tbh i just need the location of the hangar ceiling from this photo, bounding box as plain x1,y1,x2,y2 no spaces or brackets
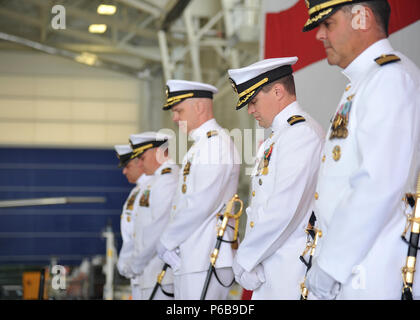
0,0,262,85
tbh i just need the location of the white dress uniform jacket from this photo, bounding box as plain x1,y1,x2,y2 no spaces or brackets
117,174,152,285
313,39,420,299
160,119,240,276
131,160,179,291
235,102,325,299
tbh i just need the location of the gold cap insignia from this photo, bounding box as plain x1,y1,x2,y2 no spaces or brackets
229,78,238,94
165,85,169,99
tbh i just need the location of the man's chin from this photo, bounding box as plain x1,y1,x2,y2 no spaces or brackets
257,119,267,128
326,53,339,66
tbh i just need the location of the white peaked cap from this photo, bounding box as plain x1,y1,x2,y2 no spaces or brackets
228,57,298,110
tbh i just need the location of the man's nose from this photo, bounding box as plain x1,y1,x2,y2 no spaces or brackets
316,24,326,42
172,113,178,122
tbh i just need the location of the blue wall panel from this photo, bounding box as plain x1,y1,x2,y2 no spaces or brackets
0,146,132,266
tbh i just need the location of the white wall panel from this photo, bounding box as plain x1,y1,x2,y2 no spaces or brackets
0,51,144,147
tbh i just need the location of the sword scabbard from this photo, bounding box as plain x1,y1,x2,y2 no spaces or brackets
401,172,420,299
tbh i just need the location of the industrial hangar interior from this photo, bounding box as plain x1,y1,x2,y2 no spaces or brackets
0,0,419,301
0,0,260,300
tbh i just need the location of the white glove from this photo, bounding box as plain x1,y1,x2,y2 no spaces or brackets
306,260,341,300
162,250,181,271
233,260,265,291
232,259,245,279
156,241,181,271
117,261,135,279
129,258,145,277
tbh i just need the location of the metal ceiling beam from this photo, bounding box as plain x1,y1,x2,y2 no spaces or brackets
0,31,150,79
26,0,159,41
52,28,162,62
157,30,173,82
114,0,163,18
0,7,42,28
183,7,201,82
161,0,192,31
0,6,162,62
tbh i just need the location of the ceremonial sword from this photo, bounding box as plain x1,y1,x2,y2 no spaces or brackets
401,172,420,300
200,194,243,300
149,263,174,300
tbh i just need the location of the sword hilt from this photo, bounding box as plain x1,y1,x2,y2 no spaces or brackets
215,194,244,250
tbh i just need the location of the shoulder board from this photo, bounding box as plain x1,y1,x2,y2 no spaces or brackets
287,115,306,126
207,130,218,139
375,54,401,66
161,168,172,175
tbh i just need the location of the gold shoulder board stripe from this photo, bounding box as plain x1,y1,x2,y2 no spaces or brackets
287,115,306,126
375,54,401,66
161,168,172,175
207,130,218,138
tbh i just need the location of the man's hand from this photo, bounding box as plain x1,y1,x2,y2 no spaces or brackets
117,261,135,279
157,241,181,271
306,260,341,299
233,260,265,291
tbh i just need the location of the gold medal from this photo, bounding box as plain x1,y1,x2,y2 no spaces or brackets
262,167,268,175
332,145,341,161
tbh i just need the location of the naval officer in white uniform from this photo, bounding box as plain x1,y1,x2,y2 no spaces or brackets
114,144,152,299
302,0,420,299
127,132,178,300
157,80,240,300
228,58,325,299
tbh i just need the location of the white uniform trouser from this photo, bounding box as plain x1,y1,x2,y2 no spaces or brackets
131,283,174,300
174,267,233,300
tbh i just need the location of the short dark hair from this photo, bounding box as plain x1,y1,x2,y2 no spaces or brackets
342,1,391,37
261,74,296,96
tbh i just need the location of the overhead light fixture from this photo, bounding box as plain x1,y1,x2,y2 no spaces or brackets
75,52,98,66
89,24,107,34
97,4,117,15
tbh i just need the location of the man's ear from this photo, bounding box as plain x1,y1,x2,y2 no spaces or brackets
195,99,206,115
156,147,167,165
272,83,285,101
